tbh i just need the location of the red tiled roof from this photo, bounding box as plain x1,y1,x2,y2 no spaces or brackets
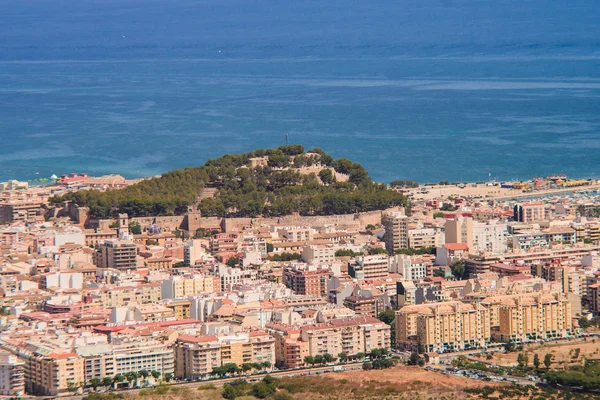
444,243,469,251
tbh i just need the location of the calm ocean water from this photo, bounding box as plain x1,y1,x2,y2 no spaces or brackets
1,0,599,183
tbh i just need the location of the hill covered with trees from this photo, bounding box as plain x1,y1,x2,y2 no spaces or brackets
50,145,408,219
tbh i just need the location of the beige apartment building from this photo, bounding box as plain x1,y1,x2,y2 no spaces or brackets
0,342,84,396
396,301,490,353
267,316,390,369
301,244,336,264
95,240,137,270
481,293,573,342
94,284,162,308
161,275,219,299
396,293,574,353
349,255,389,280
77,339,175,381
174,332,275,379
383,212,409,252
0,200,42,223
0,352,25,396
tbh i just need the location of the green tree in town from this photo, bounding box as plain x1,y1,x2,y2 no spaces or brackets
314,354,325,365
504,341,516,353
433,268,446,278
533,353,541,369
324,353,334,363
222,384,240,400
89,378,102,392
408,352,420,366
102,376,113,390
129,220,142,234
242,363,254,373
377,310,395,325
544,353,554,369
367,247,388,255
451,260,466,280
125,371,139,388
579,316,591,329
338,352,348,363
112,374,125,389
517,352,529,368
226,256,240,267
67,381,79,394
138,369,149,383
252,362,263,371
150,370,161,382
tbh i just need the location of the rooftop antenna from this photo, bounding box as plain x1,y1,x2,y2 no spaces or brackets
285,133,289,145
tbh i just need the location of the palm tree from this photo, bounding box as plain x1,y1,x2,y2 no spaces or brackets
150,370,161,382
139,370,149,385
89,378,102,392
125,371,139,388
252,362,263,371
102,376,113,390
67,381,79,394
113,374,125,389
242,363,253,373
261,361,271,371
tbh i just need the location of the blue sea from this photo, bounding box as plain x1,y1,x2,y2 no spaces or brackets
1,0,599,183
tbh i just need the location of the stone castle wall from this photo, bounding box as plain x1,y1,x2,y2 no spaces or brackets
95,207,402,233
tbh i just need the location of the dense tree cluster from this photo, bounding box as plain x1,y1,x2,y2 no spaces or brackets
389,180,419,188
394,247,435,256
334,249,364,257
545,359,600,391
50,145,408,219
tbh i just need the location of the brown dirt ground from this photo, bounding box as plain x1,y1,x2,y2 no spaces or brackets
483,339,600,368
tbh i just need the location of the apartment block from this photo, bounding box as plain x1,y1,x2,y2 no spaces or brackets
0,352,24,396
0,200,42,223
389,254,428,281
77,339,175,380
174,332,275,379
396,301,490,353
482,293,572,342
0,345,84,396
95,240,137,270
348,255,389,280
301,244,336,264
407,227,444,250
283,264,331,296
161,274,219,299
514,203,549,223
383,212,409,252
95,284,162,308
267,316,391,369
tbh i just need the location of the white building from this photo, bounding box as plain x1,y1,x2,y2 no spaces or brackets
302,244,336,264
0,352,25,396
389,254,428,281
471,220,509,254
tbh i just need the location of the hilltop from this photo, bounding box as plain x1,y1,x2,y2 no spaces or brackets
50,145,408,219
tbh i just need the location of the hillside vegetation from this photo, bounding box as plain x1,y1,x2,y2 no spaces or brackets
50,145,408,219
